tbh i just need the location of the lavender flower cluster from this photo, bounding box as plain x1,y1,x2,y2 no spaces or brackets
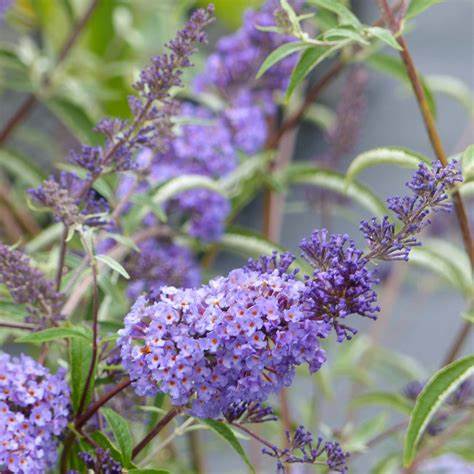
263,426,350,473
119,157,461,418
0,353,70,473
118,265,327,418
0,243,63,327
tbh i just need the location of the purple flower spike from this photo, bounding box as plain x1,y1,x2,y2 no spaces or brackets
263,425,350,473
361,160,462,261
0,243,63,327
300,230,379,342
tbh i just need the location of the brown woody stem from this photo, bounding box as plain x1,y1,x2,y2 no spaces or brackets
376,0,474,365
132,407,183,459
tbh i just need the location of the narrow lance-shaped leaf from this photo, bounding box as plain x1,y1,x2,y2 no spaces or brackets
403,355,474,466
256,41,309,79
286,43,346,100
351,391,413,415
69,336,95,412
283,163,387,217
16,326,90,344
102,408,134,466
307,0,361,28
406,0,445,20
128,470,170,474
426,75,474,119
96,254,130,280
461,144,474,182
409,239,473,297
45,98,102,146
346,147,431,183
202,419,255,473
366,26,402,51
0,150,43,187
220,227,313,276
140,174,226,221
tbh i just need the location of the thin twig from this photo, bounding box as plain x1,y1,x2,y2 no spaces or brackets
141,417,195,466
266,61,345,151
132,407,183,460
187,430,205,474
231,422,277,451
441,318,473,367
75,378,132,429
0,0,100,145
375,0,474,365
55,225,69,291
76,254,99,417
0,320,35,331
62,225,169,316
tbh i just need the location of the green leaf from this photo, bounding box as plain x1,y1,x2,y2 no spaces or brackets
257,41,309,79
366,54,437,117
202,419,255,473
0,301,28,319
286,44,343,100
426,75,474,118
283,163,387,217
322,26,368,44
371,452,401,474
345,413,388,451
403,354,474,467
346,147,430,183
0,149,43,187
96,254,130,280
303,103,336,131
462,308,474,324
103,233,140,252
406,0,444,20
220,228,312,276
90,431,123,463
70,336,95,412
26,223,63,253
102,408,134,466
220,229,282,259
409,239,472,296
16,326,90,344
366,26,402,50
351,392,413,415
375,348,427,381
145,175,225,220
128,470,169,474
31,0,70,55
461,144,474,181
45,98,102,145
307,0,361,28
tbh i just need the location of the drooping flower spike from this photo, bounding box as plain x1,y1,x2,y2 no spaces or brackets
0,243,63,327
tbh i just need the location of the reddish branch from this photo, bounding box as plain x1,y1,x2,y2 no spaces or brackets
376,0,474,365
132,407,183,459
0,0,100,145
